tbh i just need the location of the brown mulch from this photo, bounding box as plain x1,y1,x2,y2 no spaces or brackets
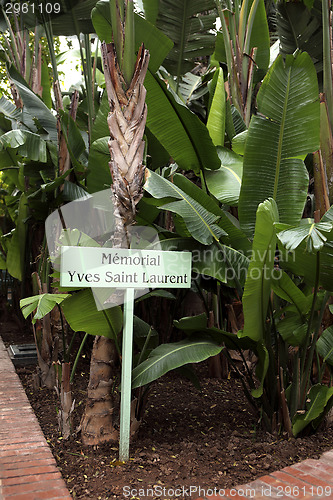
2,304,333,500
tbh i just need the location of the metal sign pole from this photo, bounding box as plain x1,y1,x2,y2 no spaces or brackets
119,287,135,462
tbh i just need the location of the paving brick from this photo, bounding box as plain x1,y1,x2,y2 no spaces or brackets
1,459,55,471
2,479,70,496
0,445,50,458
0,442,49,454
0,465,58,479
255,475,286,488
1,472,62,487
0,453,52,465
0,435,50,446
281,465,333,487
271,470,306,487
2,490,72,500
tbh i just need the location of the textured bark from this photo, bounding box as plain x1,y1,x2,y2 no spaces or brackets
80,43,150,446
80,336,119,445
102,41,149,246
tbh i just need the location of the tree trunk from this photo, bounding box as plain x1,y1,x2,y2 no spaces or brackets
80,42,149,446
80,336,119,444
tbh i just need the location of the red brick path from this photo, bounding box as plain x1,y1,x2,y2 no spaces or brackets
0,337,71,499
2,336,333,500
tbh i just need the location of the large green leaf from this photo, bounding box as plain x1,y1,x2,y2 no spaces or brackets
0,130,47,162
206,67,225,147
279,239,333,293
92,0,173,73
153,0,216,82
47,0,97,35
174,318,255,351
276,218,333,292
60,112,86,163
131,337,222,388
316,325,333,367
87,137,111,193
277,314,308,347
271,269,310,315
8,66,58,142
238,52,320,238
20,293,69,324
206,147,243,206
240,198,279,342
276,221,332,253
192,243,248,288
61,289,122,340
0,96,22,129
245,0,270,82
154,237,248,287
144,169,226,245
174,313,207,331
292,384,333,436
142,0,159,25
277,0,322,75
144,71,220,172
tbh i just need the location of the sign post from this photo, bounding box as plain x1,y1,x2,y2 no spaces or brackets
60,246,191,461
120,288,134,461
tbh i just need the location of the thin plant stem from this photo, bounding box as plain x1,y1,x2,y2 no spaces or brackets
66,331,77,359
57,303,68,362
70,333,88,384
102,309,121,357
137,327,153,366
302,289,331,401
300,251,321,378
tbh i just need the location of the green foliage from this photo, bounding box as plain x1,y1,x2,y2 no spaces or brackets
146,0,217,89
20,293,69,323
3,0,333,442
205,147,243,206
239,52,320,238
61,289,123,340
276,221,332,253
277,0,322,75
92,0,173,73
144,71,220,173
292,385,333,436
240,198,279,342
132,337,222,389
144,169,227,245
206,67,225,147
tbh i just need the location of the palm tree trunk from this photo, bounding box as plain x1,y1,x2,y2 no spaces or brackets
80,42,149,446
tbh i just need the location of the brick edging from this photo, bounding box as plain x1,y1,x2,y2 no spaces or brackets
0,336,72,499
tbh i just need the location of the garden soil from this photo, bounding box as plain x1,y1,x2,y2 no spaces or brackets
2,306,333,500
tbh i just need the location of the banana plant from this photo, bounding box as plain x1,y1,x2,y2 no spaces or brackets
142,0,217,93
221,198,333,436
276,0,333,208
238,51,320,238
214,0,270,126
